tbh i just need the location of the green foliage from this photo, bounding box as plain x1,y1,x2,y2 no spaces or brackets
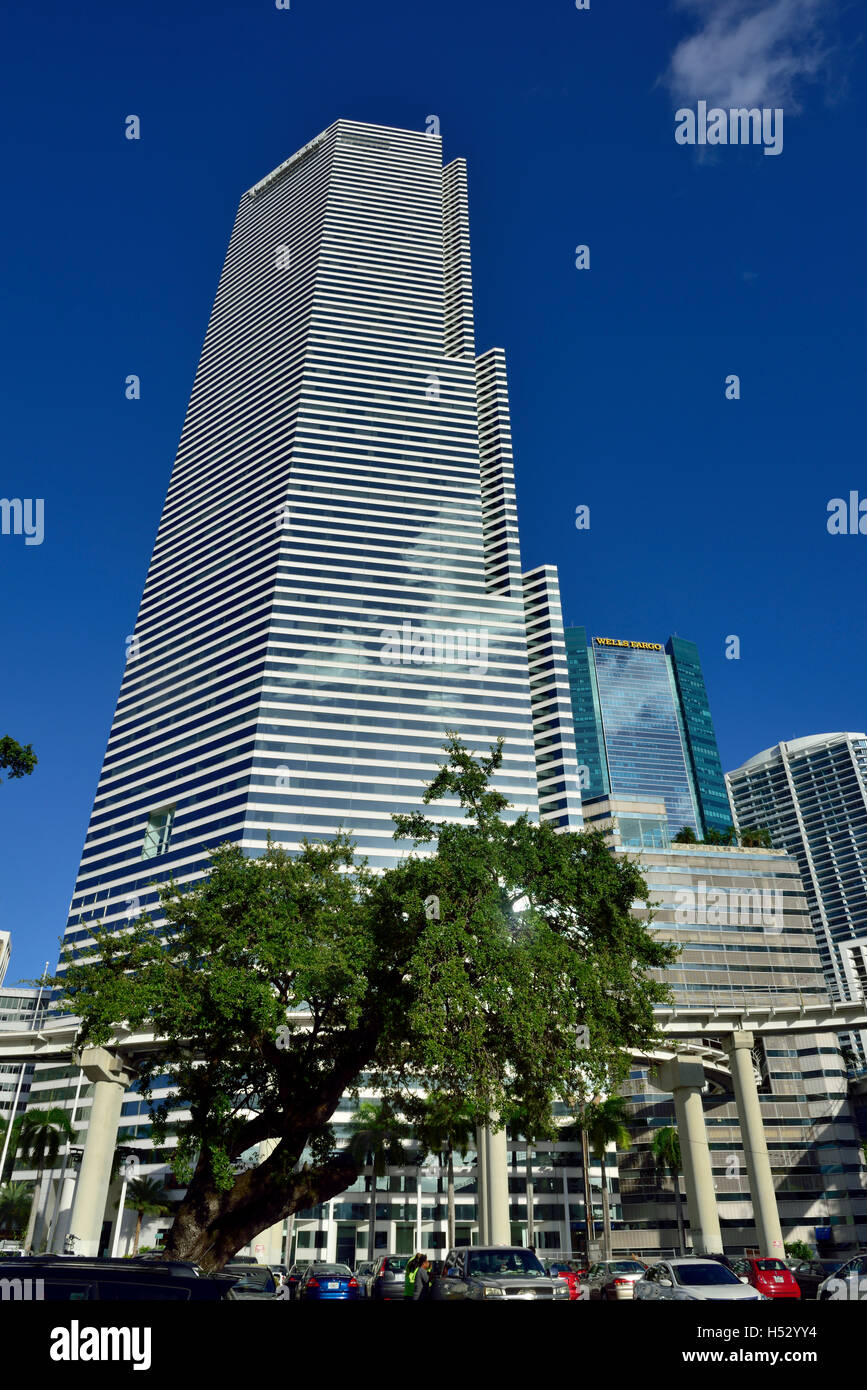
703,826,737,846
651,1125,682,1174
586,1096,632,1160
46,735,676,1267
673,826,698,844
784,1239,814,1262
0,736,37,783
18,1109,74,1169
0,1182,33,1237
739,826,772,849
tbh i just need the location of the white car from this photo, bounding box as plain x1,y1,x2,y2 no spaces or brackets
817,1253,867,1300
635,1258,766,1302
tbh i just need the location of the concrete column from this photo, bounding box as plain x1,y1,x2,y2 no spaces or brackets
50,1165,79,1253
68,1048,132,1257
253,1138,284,1264
726,1031,785,1257
656,1057,723,1256
475,1125,489,1243
485,1121,510,1244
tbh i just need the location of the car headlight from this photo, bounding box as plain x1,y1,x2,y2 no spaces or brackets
554,1284,570,1298
483,1286,505,1298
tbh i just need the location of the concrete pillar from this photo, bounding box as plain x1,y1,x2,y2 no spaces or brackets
68,1048,132,1257
475,1125,489,1242
50,1165,79,1253
486,1122,510,1244
656,1057,723,1256
726,1031,785,1257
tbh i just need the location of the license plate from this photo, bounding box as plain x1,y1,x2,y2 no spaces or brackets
328,1281,339,1289
773,1276,783,1283
518,1291,535,1300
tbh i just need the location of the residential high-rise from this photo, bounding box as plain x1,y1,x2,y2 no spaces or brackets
565,628,731,838
727,733,867,1063
22,122,583,1248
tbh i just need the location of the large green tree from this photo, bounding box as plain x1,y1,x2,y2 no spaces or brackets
47,735,676,1271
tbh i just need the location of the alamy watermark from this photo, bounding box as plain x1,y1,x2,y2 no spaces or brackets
675,103,783,157
379,622,487,675
674,882,783,933
1,498,44,546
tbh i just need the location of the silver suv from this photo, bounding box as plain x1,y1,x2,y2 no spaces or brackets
433,1246,570,1301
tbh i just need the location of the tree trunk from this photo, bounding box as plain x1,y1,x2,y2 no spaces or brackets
525,1142,534,1249
447,1149,455,1251
580,1126,593,1264
673,1167,686,1255
161,1141,357,1271
23,1165,45,1252
600,1152,612,1261
367,1166,376,1262
133,1209,143,1255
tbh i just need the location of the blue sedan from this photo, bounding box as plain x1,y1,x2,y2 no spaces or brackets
298,1263,361,1301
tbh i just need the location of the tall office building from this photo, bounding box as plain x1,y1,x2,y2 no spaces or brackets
22,122,582,1242
565,628,731,838
727,734,867,1062
57,119,580,970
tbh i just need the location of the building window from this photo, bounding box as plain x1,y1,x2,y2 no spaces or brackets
141,807,175,860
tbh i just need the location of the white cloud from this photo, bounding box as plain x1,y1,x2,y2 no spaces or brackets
663,0,830,110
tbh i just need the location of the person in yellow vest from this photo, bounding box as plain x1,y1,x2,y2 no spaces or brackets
404,1252,424,1298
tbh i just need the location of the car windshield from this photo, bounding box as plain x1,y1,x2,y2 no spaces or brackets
605,1261,645,1275
311,1266,351,1278
755,1260,786,1272
466,1251,546,1278
383,1258,408,1272
673,1264,741,1286
233,1270,275,1290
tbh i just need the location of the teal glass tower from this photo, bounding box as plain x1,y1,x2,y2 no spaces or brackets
565,628,732,839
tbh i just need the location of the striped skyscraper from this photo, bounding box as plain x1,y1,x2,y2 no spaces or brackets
57,118,582,978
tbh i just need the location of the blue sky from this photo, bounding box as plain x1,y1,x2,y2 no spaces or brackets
1,0,865,981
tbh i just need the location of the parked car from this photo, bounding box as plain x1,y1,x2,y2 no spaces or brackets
732,1257,800,1300
703,1252,737,1272
584,1258,647,1300
284,1263,306,1299
545,1261,585,1301
786,1257,843,1299
432,1246,571,1300
353,1260,375,1295
268,1263,288,1287
297,1262,360,1301
0,1257,232,1301
224,1266,280,1300
367,1253,411,1301
817,1252,867,1300
635,1258,765,1302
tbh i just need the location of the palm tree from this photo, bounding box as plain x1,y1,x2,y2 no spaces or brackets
414,1101,476,1251
18,1108,74,1252
0,1182,33,1239
119,1177,172,1255
348,1102,409,1261
586,1097,632,1261
651,1125,686,1256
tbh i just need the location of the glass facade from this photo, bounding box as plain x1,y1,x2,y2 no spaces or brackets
565,629,732,840
564,627,608,798
592,639,700,837
666,636,732,837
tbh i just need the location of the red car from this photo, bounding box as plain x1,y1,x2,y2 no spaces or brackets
546,1261,584,1300
734,1257,801,1299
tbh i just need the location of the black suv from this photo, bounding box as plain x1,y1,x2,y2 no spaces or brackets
0,1256,233,1301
